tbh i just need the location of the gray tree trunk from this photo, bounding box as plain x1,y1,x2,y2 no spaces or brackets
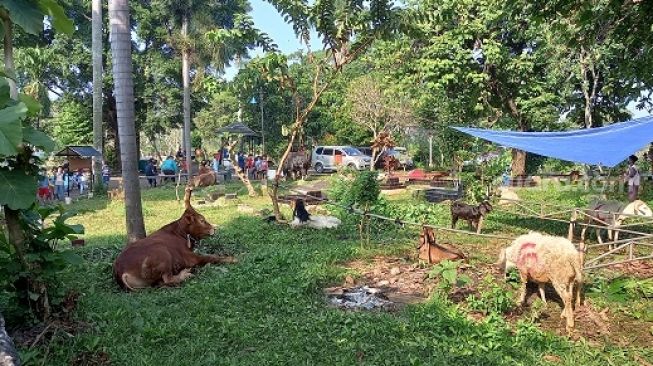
3,18,17,99
109,0,146,242
92,0,104,189
182,13,193,175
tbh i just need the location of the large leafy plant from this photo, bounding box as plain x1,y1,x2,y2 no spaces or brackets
0,0,81,323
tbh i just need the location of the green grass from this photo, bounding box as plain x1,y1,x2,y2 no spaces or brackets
17,181,653,365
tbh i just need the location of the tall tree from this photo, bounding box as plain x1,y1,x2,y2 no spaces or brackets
256,0,403,219
109,0,147,242
92,0,103,189
345,74,414,169
370,0,563,175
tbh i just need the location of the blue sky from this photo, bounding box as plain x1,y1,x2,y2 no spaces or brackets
223,0,322,79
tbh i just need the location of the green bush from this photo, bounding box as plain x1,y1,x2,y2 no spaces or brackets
466,275,515,315
329,170,380,208
0,205,84,324
428,260,471,292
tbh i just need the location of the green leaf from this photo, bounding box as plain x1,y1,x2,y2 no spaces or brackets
0,78,11,108
59,250,83,266
28,291,41,301
0,0,44,35
37,0,74,35
0,102,27,156
18,93,42,115
0,168,37,209
23,126,55,152
66,224,84,235
442,268,457,284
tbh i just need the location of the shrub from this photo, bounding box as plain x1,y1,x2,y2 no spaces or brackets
428,260,471,292
466,275,515,315
0,205,84,324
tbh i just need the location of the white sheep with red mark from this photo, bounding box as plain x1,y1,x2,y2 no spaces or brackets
497,232,583,330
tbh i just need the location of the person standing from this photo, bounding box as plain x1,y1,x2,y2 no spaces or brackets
260,155,269,180
80,169,89,195
145,159,158,187
625,155,641,202
37,169,51,203
55,167,65,200
102,163,111,187
237,152,246,173
648,143,653,175
212,153,221,172
246,154,254,179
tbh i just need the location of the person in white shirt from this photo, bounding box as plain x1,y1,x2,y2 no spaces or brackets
625,155,641,202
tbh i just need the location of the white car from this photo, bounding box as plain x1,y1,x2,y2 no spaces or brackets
311,146,371,172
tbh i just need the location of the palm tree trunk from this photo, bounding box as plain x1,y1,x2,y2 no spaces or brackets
109,0,146,242
92,0,104,190
182,13,193,176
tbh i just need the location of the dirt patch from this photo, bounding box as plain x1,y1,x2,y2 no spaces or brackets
11,291,88,349
341,256,437,306
336,254,653,348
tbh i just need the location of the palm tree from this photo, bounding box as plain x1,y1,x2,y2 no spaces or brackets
108,0,146,242
92,0,103,190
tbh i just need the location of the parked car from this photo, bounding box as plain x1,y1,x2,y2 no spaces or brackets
312,146,371,172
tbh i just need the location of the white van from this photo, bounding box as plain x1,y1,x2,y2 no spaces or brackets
311,146,371,173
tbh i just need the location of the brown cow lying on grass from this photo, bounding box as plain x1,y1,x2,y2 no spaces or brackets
113,186,236,291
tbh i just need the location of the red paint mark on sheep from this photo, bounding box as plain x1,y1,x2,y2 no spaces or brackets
517,242,540,275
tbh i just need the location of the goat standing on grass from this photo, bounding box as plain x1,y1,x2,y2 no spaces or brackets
451,200,492,234
497,232,582,331
581,199,653,249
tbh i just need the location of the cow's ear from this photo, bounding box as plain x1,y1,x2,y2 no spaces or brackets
184,213,194,224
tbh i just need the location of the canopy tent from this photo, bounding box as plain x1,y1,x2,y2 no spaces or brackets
453,116,653,167
55,145,102,158
216,122,261,154
216,122,260,137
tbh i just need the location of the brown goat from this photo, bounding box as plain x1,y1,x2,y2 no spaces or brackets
417,227,465,264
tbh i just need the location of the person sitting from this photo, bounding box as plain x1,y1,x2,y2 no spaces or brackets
161,156,178,182
145,159,158,187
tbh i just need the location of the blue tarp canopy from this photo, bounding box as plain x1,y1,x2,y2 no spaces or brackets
453,116,653,167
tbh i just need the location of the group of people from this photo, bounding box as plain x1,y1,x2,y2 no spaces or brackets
38,165,91,202
212,151,270,180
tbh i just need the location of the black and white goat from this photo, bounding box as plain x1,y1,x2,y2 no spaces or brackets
290,199,341,229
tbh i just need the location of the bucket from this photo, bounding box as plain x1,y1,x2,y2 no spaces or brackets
267,169,276,180
64,196,72,205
